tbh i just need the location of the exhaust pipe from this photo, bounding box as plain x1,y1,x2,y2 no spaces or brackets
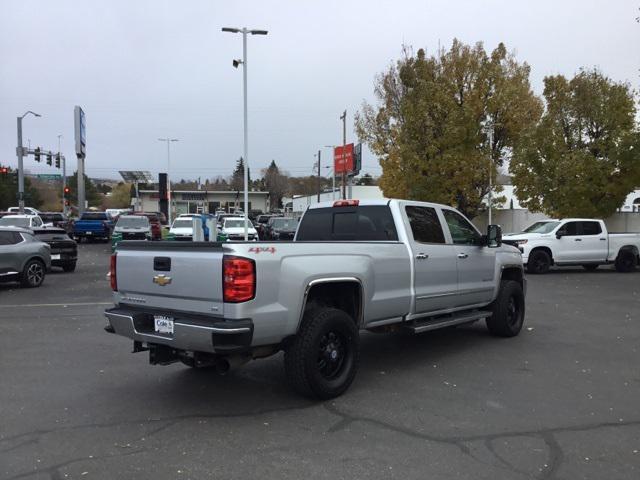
215,355,250,375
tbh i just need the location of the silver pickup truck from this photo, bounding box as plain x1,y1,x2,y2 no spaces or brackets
105,199,526,399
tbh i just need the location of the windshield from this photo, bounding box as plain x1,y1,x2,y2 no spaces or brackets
0,217,29,227
116,216,149,228
172,219,193,229
271,218,296,229
522,221,560,234
225,219,254,229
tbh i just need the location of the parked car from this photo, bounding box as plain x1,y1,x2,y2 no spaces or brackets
255,214,278,238
72,211,113,242
38,212,74,233
168,217,195,241
503,218,640,273
0,214,44,229
111,215,152,251
264,217,298,240
105,199,525,399
30,227,78,272
220,217,259,241
0,226,50,287
7,206,40,215
132,212,162,240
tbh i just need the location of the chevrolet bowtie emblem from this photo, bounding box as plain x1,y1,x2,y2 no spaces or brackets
153,274,172,286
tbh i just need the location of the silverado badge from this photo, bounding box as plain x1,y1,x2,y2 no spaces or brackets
153,274,172,286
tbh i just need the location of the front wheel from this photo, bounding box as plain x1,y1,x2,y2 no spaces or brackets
20,259,46,288
486,280,525,337
284,307,359,400
526,250,551,274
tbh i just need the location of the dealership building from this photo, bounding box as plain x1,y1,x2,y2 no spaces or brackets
136,189,270,215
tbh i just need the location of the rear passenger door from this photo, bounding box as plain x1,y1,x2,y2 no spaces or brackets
441,209,496,307
578,221,608,262
403,205,458,314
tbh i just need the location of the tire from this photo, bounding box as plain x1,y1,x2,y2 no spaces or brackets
20,259,46,288
582,264,598,271
615,250,638,273
284,307,359,400
486,280,525,337
62,261,76,272
526,249,551,274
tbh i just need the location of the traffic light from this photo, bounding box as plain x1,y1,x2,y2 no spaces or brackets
0,166,8,175
64,186,71,195
65,199,70,207
55,153,61,168
34,147,41,162
46,152,52,166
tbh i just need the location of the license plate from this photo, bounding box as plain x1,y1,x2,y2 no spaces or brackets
86,231,92,235
51,254,61,260
154,315,174,334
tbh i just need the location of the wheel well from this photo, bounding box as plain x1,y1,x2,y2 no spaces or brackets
22,256,45,271
304,281,362,327
501,267,524,288
617,245,640,259
529,246,554,265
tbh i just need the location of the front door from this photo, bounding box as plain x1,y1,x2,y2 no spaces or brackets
441,209,496,307
403,204,458,314
554,221,581,262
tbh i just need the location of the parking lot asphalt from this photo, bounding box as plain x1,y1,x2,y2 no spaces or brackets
1,243,639,480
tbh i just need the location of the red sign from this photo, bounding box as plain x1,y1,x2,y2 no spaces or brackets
334,144,354,174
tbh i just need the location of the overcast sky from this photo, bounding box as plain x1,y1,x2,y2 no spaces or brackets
1,0,638,182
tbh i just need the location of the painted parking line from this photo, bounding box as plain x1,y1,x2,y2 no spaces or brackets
2,302,112,308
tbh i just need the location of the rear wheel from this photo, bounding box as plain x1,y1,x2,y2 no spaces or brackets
615,250,638,273
285,307,359,400
582,264,598,271
527,250,551,274
20,259,46,288
486,280,525,337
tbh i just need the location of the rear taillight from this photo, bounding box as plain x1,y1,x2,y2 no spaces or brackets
333,199,359,207
110,253,117,291
223,255,255,303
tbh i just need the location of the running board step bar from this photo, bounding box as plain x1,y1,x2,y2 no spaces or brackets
406,310,492,334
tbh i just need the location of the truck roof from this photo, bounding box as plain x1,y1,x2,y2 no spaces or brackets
307,198,459,210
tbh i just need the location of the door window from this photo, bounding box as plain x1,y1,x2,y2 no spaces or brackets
442,210,481,245
580,222,602,235
0,231,21,245
557,222,578,236
405,206,445,244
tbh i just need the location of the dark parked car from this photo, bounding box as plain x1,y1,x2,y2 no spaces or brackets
0,227,51,287
265,217,298,240
72,211,113,242
255,214,278,238
31,227,78,272
39,212,74,233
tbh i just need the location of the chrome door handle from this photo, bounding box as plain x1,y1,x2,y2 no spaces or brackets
457,253,468,259
575,239,582,242
599,238,606,241
416,253,429,260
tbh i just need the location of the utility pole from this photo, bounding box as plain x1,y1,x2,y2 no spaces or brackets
58,134,65,214
488,123,493,225
340,110,346,200
222,26,268,241
16,111,41,213
316,149,321,202
158,138,178,224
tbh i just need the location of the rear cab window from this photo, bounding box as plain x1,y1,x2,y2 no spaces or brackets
296,205,398,241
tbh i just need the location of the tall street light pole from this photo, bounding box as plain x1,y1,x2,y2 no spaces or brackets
158,138,179,224
222,26,268,241
58,134,65,214
340,110,347,200
16,111,41,213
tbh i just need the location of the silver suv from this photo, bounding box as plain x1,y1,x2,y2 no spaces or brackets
0,227,51,288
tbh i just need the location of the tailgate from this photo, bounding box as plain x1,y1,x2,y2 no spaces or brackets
115,241,225,315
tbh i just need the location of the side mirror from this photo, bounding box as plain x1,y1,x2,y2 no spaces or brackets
556,231,564,239
487,224,502,248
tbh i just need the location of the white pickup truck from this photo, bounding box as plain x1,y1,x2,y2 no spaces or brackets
503,219,640,274
105,199,526,399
